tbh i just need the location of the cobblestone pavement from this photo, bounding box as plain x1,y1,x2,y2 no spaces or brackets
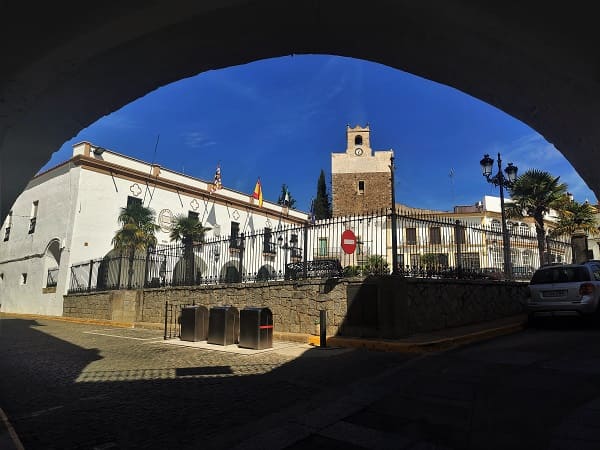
0,317,410,449
4,316,600,449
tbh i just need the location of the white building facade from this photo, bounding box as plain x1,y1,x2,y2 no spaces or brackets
0,142,308,315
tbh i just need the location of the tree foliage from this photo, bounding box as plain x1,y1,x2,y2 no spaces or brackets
277,184,296,209
506,169,568,263
112,201,159,287
170,215,211,285
549,197,599,238
313,169,331,220
112,202,159,254
169,215,211,246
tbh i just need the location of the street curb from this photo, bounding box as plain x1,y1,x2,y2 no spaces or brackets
317,321,527,353
0,407,25,450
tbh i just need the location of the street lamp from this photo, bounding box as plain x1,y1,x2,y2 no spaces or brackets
390,156,399,275
277,232,290,278
480,153,518,279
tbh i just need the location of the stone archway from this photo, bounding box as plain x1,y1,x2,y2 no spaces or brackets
2,1,600,222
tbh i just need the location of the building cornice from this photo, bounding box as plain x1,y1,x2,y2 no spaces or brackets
72,155,308,225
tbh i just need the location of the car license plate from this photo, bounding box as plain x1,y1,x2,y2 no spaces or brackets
542,290,567,298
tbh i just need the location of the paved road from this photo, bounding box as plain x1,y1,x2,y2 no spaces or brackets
2,316,600,449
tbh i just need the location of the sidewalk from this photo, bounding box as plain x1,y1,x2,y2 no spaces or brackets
0,312,527,450
310,313,528,353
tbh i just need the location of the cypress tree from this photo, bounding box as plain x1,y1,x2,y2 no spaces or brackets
314,169,331,219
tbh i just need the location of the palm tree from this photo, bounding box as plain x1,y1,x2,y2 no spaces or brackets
112,201,159,287
549,197,599,238
505,169,568,265
170,215,211,285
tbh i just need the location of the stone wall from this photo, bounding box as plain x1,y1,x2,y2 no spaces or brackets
63,277,527,338
332,172,391,216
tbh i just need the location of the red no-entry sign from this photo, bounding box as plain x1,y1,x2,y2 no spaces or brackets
341,229,357,254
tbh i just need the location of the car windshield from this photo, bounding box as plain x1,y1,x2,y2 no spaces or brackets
530,266,590,284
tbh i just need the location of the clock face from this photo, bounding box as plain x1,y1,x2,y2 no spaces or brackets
355,148,363,156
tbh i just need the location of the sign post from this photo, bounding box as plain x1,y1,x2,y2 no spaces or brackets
341,229,357,254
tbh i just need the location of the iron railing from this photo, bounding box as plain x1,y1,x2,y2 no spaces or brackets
163,301,195,339
46,267,59,288
68,209,573,293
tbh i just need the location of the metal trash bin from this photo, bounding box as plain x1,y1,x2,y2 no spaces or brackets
239,307,273,350
207,305,239,345
180,305,209,342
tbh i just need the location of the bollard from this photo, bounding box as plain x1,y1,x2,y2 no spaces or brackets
319,309,327,348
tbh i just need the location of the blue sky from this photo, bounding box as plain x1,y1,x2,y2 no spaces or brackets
40,54,598,213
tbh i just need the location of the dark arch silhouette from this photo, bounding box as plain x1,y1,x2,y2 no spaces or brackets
2,1,599,222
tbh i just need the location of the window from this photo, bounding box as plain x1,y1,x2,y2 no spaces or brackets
490,247,503,268
490,219,501,232
263,228,275,253
290,233,300,258
459,228,467,245
429,227,441,244
455,224,466,245
461,252,480,269
410,254,421,267
406,228,417,245
358,180,365,194
519,223,530,234
20,273,27,285
46,268,58,288
230,221,240,249
354,135,363,145
522,250,533,267
3,211,12,241
188,211,199,221
29,201,38,234
127,196,142,208
591,264,600,281
318,238,328,256
397,254,405,268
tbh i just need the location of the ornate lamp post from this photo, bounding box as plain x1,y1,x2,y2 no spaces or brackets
390,156,399,275
480,153,518,279
277,232,290,278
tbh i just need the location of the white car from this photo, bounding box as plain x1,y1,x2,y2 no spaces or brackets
527,261,600,321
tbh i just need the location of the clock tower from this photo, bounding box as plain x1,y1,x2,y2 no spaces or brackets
331,125,394,216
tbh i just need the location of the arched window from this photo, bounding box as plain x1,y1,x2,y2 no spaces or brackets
354,135,363,145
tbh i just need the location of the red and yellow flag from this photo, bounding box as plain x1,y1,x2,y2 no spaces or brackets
252,178,263,207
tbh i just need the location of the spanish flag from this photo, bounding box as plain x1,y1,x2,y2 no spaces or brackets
252,178,263,207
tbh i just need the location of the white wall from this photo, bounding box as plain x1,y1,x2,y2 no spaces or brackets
0,163,80,315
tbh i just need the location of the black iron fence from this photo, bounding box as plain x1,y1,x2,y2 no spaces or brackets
68,209,573,293
163,301,196,340
46,267,58,288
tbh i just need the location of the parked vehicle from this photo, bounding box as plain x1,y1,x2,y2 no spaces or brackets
512,265,534,280
527,261,600,322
